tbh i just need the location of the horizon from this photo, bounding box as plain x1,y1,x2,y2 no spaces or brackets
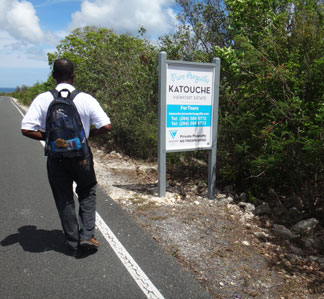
0,87,21,92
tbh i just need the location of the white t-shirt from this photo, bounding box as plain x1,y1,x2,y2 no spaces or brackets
21,83,111,138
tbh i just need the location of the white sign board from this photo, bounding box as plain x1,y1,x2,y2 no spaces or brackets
166,63,215,151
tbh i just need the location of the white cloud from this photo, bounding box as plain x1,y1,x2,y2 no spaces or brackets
0,0,44,44
0,40,51,86
0,0,178,86
69,0,177,37
0,0,62,79
36,0,82,8
0,31,48,68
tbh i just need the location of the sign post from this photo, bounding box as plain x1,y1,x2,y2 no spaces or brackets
158,52,220,199
158,52,167,197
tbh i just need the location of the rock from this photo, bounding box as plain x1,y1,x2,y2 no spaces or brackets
288,207,301,222
238,202,255,213
273,205,286,217
286,253,300,263
224,185,234,194
291,218,319,236
303,237,324,251
318,257,324,267
290,244,304,255
239,192,248,202
302,238,320,254
273,224,297,240
216,193,227,199
191,157,208,167
313,237,324,251
307,256,319,262
255,202,272,216
227,196,234,203
254,231,270,241
168,197,176,204
216,196,234,205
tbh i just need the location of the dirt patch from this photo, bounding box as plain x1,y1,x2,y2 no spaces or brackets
91,142,324,299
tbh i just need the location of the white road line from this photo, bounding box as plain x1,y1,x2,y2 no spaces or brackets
13,98,165,299
11,98,25,117
96,212,164,299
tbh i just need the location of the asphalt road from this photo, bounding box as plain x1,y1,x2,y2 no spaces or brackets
0,96,212,299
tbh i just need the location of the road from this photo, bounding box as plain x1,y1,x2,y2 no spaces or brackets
0,96,212,299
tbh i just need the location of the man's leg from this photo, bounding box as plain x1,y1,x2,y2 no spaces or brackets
47,158,79,250
73,152,98,246
77,184,97,240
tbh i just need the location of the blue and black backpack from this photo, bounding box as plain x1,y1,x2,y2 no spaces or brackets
45,89,89,158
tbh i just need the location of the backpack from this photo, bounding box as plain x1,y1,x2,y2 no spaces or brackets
45,88,89,158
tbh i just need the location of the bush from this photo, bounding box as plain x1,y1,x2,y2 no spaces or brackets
11,80,55,106
48,27,159,160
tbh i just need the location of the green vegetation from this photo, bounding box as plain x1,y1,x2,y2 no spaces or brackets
11,81,55,106
163,0,324,208
48,27,159,159
10,1,324,215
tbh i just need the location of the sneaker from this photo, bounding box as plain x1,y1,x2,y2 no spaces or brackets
79,238,99,249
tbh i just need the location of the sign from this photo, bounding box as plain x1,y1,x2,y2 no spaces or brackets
166,63,215,151
158,52,221,199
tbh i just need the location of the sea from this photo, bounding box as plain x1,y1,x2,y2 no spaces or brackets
0,87,16,93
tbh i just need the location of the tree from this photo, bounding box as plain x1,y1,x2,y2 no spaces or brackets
162,0,324,205
215,0,324,201
159,0,230,62
48,26,160,159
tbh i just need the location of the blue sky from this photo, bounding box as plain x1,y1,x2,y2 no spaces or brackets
0,0,177,87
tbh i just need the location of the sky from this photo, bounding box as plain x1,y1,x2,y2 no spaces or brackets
0,0,178,87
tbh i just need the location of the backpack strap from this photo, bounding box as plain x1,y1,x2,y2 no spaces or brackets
49,89,59,98
49,89,80,101
69,89,81,101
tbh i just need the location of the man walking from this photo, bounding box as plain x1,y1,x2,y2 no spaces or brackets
21,58,112,254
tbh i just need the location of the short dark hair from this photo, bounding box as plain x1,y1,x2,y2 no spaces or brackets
52,58,74,82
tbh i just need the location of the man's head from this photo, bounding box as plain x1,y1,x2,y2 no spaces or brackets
52,58,74,83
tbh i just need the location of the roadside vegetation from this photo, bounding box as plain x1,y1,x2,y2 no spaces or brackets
10,0,324,225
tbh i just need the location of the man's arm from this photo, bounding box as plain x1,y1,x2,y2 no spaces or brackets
22,124,112,140
21,129,45,141
89,124,112,138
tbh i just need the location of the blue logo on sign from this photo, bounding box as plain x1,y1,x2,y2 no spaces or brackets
169,130,178,139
